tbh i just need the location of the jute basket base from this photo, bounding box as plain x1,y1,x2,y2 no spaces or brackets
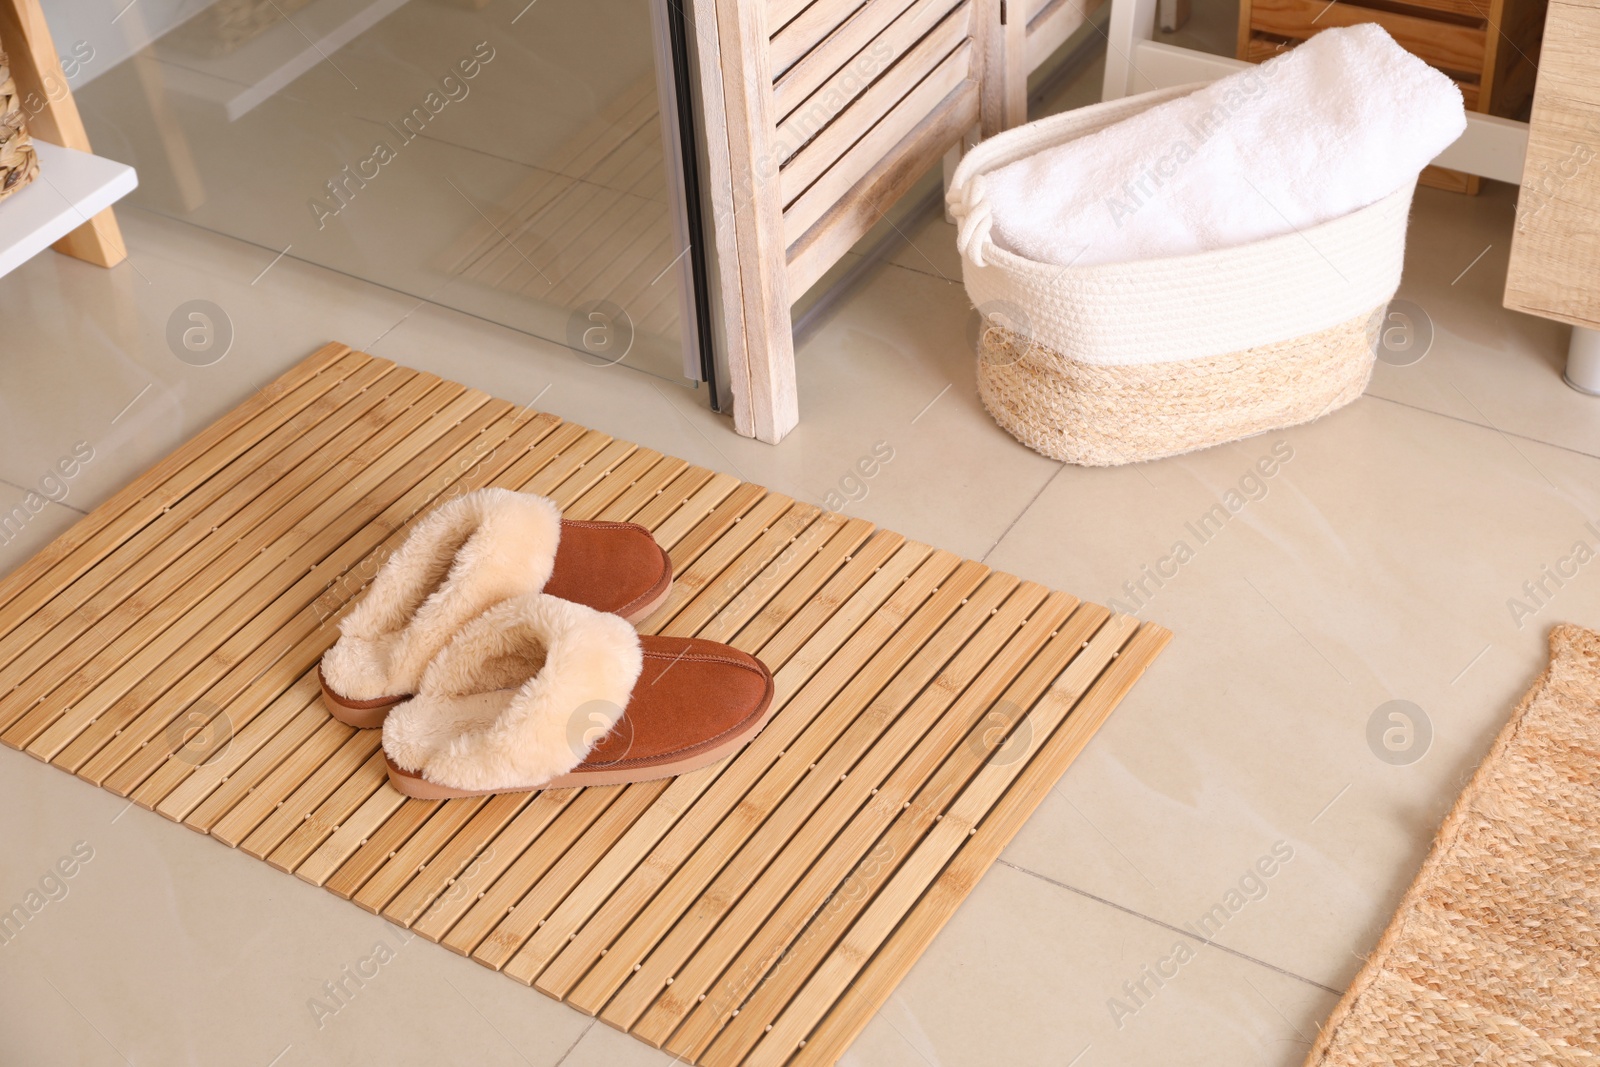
977,305,1385,466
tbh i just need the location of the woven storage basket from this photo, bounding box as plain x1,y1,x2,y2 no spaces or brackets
0,46,40,205
947,85,1415,466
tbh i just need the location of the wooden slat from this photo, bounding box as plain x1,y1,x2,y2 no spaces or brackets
1504,0,1600,330
652,481,772,585
562,448,669,520
292,782,407,885
1,344,1170,1067
783,42,973,238
1247,0,1486,74
241,733,383,859
324,799,443,902
779,4,972,201
0,344,352,640
773,0,958,128
268,751,390,876
0,354,389,738
648,473,746,551
437,787,622,954
695,595,1101,1062
786,81,980,296
560,544,956,1014
720,516,876,650
380,792,538,925
655,501,825,640
210,718,357,847
740,613,1147,1064
622,465,716,532
650,576,1059,1054
471,780,676,971
1,361,420,750
124,409,565,805
768,0,816,35
62,385,495,780
351,794,497,914
697,510,857,643
787,622,1173,1065
639,492,802,636
770,0,875,78
566,560,1004,1019
1026,0,1101,72
167,685,325,829
410,788,583,941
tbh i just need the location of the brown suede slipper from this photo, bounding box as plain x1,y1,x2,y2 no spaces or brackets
382,620,775,800
545,520,675,625
321,498,673,729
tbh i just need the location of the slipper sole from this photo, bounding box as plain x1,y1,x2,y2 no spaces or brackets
318,665,405,729
383,669,777,800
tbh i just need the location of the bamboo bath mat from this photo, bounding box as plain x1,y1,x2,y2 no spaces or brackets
1308,624,1600,1066
0,343,1169,1065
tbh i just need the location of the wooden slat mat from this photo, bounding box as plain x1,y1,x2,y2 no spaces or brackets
0,343,1170,1064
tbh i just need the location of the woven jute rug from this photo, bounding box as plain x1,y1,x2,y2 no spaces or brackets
1307,624,1600,1066
0,343,1169,1064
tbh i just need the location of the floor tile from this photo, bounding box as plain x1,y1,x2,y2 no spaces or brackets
841,861,1341,1066
371,260,1065,564
1367,182,1597,459
0,207,418,576
0,747,593,1067
985,396,1600,989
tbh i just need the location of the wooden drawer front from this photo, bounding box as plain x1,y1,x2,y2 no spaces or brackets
1359,0,1485,19
782,34,975,244
1248,0,1487,76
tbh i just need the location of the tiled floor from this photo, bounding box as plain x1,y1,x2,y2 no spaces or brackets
5,46,1600,1067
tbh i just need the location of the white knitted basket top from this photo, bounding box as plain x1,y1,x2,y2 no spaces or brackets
947,86,1413,368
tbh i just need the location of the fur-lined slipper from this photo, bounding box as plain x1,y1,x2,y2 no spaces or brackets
380,595,775,799
320,489,672,728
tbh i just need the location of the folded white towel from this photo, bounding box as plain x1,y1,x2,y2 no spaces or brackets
981,25,1466,268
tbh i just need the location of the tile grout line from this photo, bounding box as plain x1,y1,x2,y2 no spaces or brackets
979,462,1067,564
550,1019,597,1067
995,859,1344,996
1366,392,1600,467
0,478,89,517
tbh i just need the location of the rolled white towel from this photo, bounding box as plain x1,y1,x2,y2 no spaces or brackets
981,24,1466,268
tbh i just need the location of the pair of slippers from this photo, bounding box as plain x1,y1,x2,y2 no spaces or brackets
317,489,775,799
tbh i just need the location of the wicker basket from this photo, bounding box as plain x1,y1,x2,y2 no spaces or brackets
947,85,1415,466
1,47,40,205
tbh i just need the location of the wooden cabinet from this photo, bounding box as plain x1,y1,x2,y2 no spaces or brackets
1504,0,1600,333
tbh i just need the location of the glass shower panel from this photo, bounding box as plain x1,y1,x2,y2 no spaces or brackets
60,0,702,387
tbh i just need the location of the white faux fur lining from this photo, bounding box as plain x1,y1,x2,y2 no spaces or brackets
382,594,644,792
320,489,563,700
